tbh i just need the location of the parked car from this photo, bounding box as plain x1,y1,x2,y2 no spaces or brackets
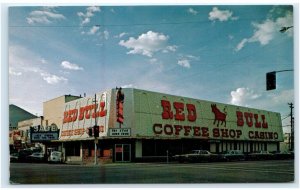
219,150,245,161
18,149,33,162
271,151,293,160
10,153,19,162
247,151,274,160
173,150,218,163
49,151,63,163
26,152,45,163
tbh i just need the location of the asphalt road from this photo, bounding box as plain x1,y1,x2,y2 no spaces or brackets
9,160,294,184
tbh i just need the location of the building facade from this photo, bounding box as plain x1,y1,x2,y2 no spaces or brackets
49,88,283,164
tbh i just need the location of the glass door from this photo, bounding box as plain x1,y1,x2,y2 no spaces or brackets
115,144,131,162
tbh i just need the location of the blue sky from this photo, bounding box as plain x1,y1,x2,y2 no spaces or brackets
8,5,294,132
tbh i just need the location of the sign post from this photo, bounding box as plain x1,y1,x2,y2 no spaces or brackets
92,94,98,166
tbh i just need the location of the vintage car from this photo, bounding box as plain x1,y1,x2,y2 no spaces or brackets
247,151,274,160
49,151,63,163
26,152,46,163
271,151,293,160
219,150,245,161
10,153,19,162
173,150,218,163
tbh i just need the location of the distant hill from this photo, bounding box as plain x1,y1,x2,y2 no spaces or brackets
9,104,38,129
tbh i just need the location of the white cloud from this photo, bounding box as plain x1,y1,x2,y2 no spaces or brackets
26,7,65,24
235,38,248,52
87,26,100,35
248,19,276,45
149,58,158,64
235,8,293,51
230,87,260,106
270,89,294,105
176,54,199,68
119,31,176,57
61,61,83,70
121,84,138,88
115,32,128,38
209,7,238,22
9,67,22,76
78,6,100,25
40,72,68,84
103,30,110,40
163,45,178,53
188,8,198,15
177,59,191,68
41,58,47,64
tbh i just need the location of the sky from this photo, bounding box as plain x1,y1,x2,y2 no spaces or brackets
8,5,295,133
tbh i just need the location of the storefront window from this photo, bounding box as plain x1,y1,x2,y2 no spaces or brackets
65,142,80,156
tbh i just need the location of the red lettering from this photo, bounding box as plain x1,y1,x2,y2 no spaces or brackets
173,102,185,121
221,129,229,138
183,126,192,136
229,129,236,138
85,105,93,119
186,104,197,122
63,111,68,123
236,130,242,138
72,109,78,122
254,114,261,128
99,101,107,117
244,112,253,127
236,111,244,126
268,132,273,139
161,100,173,119
193,126,201,136
79,107,85,120
261,115,268,128
213,128,220,137
201,127,209,137
174,125,183,135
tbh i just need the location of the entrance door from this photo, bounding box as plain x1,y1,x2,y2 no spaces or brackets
115,144,131,162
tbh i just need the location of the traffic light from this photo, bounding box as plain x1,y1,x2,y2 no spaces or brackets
88,127,93,136
94,125,99,137
266,72,276,91
94,125,99,138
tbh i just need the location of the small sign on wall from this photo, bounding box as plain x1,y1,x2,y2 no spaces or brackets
109,128,131,137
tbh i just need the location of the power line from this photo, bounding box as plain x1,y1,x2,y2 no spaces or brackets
9,16,268,28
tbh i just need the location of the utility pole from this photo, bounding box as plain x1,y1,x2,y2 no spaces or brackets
288,103,294,151
93,94,98,165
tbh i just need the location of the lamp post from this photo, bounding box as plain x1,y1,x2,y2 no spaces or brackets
93,94,98,165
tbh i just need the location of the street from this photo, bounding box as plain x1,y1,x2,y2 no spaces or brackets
9,160,294,184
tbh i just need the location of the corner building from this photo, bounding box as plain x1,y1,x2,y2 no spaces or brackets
56,88,283,163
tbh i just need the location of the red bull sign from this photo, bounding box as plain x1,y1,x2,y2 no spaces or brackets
130,89,283,141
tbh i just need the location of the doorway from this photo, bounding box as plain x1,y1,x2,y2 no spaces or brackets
115,144,131,162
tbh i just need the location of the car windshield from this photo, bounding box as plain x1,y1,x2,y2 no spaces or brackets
52,152,61,156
